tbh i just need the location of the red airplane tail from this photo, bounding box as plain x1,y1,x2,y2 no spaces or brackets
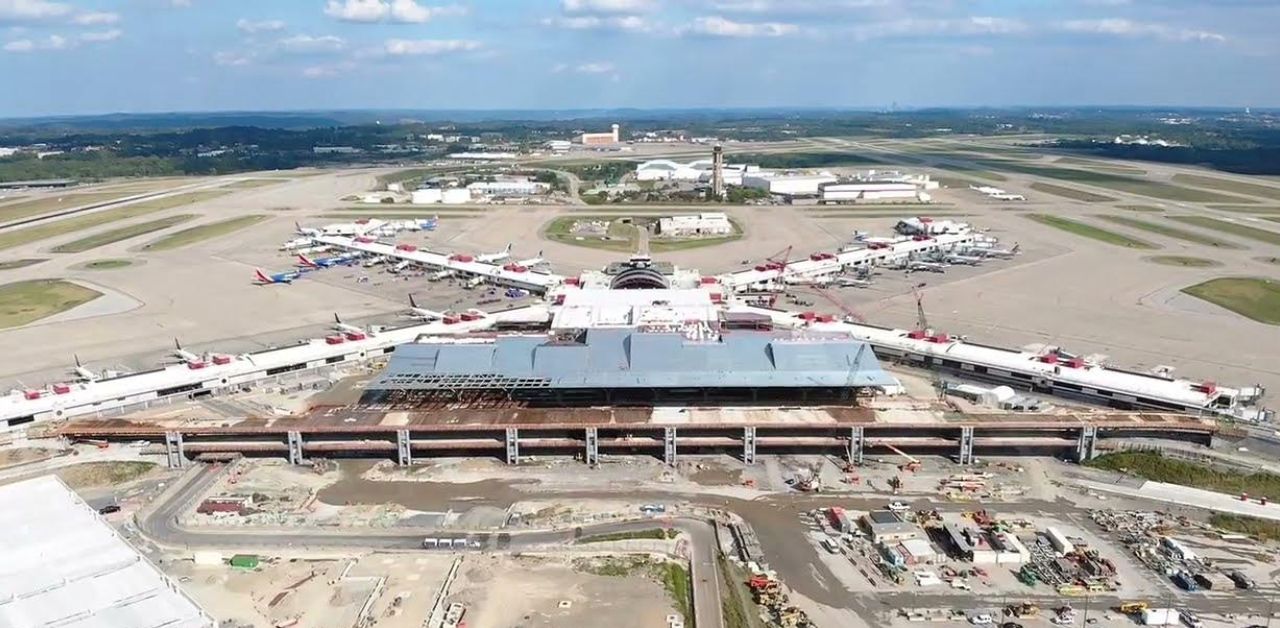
297,254,318,268
254,269,272,283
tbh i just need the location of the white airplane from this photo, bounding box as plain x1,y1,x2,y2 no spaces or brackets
783,275,833,286
944,254,983,266
70,355,97,383
279,236,315,251
294,222,322,237
477,243,513,264
332,314,368,336
429,269,457,282
388,260,413,274
405,295,446,321
837,278,872,288
514,250,545,267
981,243,1021,259
171,339,203,364
907,261,947,274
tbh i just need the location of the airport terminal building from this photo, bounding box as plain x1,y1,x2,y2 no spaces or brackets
363,328,897,407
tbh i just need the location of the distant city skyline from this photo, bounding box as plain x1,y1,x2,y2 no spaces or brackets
0,0,1277,117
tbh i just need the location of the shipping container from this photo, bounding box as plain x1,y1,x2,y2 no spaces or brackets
230,554,260,569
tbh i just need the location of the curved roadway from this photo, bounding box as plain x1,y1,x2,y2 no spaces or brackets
139,464,724,628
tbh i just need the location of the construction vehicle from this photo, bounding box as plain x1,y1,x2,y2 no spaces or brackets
1118,602,1150,615
885,443,922,472
1005,603,1040,619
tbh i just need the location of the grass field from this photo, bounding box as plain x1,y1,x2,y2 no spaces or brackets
1029,182,1117,203
1118,205,1164,212
51,214,196,253
1147,256,1221,268
576,528,678,544
1096,215,1241,248
1167,216,1280,246
1182,277,1280,325
0,192,138,225
1206,205,1280,213
143,215,268,251
983,160,1252,203
0,279,101,328
220,178,285,190
80,259,134,270
1054,156,1146,174
0,258,45,271
1026,214,1156,249
1089,451,1280,500
55,461,158,489
546,214,742,253
1172,174,1280,202
0,191,228,252
933,163,1007,182
1209,514,1280,542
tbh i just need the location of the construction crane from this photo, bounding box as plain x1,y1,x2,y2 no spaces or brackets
812,283,865,323
913,285,947,400
764,245,793,271
885,443,921,472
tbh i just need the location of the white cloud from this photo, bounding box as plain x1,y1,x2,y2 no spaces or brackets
562,0,654,14
3,32,67,51
324,0,465,24
236,18,286,34
73,11,119,26
0,0,71,23
575,61,615,73
278,33,346,53
1058,18,1225,43
847,16,1028,40
710,0,890,11
302,61,354,78
213,50,253,66
78,28,120,42
541,14,652,32
684,16,797,38
382,38,481,55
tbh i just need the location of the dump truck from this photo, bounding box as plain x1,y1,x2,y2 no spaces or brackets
1118,602,1150,615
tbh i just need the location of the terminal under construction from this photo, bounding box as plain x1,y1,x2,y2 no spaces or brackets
10,219,1269,468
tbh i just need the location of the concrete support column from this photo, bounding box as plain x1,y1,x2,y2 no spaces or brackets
742,426,757,465
958,426,975,465
663,426,677,466
584,427,599,466
287,430,304,465
396,429,412,467
505,427,519,465
164,431,184,469
1077,425,1098,462
847,426,864,465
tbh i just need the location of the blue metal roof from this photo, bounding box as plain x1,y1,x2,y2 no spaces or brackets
370,329,896,390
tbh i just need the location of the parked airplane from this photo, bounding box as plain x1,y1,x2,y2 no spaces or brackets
332,314,368,336
907,261,947,274
784,275,833,286
836,278,872,288
514,250,545,267
405,295,446,321
428,269,457,282
981,243,1020,259
944,254,983,266
296,253,356,269
279,236,315,251
387,260,413,274
254,268,300,284
477,243,513,264
294,222,321,237
70,355,97,383
171,339,201,364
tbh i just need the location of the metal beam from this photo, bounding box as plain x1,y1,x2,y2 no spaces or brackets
958,426,975,465
664,426,677,466
584,427,599,466
164,431,184,469
742,426,757,465
1077,425,1098,462
847,426,864,465
287,430,304,465
505,427,519,465
396,429,412,467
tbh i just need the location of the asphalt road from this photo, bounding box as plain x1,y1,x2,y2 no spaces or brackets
139,464,725,628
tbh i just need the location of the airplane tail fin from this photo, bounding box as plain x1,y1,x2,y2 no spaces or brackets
505,243,513,253
174,338,182,351
74,354,82,368
297,254,316,267
1011,243,1021,253
254,269,272,283
408,294,418,309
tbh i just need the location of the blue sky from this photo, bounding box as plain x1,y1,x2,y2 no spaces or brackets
0,0,1277,117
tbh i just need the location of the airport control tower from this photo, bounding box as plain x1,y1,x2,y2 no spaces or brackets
712,144,725,199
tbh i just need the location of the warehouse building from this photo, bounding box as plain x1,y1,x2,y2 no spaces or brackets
466,179,550,196
743,173,838,197
581,124,621,146
860,510,922,543
412,187,471,204
657,213,733,237
0,476,215,627
821,182,931,204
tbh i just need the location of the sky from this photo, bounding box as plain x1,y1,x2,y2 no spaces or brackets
1,0,1278,117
